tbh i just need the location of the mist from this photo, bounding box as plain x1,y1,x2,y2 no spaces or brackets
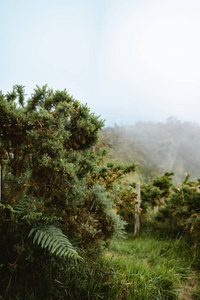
101,118,200,185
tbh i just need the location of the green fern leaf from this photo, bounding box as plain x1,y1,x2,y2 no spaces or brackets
41,233,49,248
28,225,81,261
43,235,51,249
37,230,45,245
28,228,35,237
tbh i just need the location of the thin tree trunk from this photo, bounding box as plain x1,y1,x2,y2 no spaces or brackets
0,164,1,203
134,182,141,236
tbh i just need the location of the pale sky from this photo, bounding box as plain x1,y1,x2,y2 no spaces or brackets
1,0,200,126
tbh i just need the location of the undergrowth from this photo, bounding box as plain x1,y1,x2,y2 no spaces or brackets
104,232,198,299
1,232,199,299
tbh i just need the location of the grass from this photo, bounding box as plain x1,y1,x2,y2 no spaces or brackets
103,232,198,299
2,232,199,299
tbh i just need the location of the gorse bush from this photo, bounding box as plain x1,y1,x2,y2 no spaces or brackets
155,176,200,242
0,85,137,298
141,172,174,215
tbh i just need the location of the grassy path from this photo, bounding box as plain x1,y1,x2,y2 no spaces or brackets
104,234,200,299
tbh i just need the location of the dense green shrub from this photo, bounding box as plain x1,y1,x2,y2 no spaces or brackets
155,176,200,241
141,172,174,214
0,85,135,298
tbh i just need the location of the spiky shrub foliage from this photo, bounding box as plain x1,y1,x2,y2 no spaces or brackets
141,172,174,214
155,176,200,240
0,85,132,298
87,153,138,229
110,172,174,231
114,186,138,230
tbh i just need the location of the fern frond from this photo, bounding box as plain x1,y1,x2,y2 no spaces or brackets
15,198,28,214
22,213,61,222
28,225,81,261
0,203,18,214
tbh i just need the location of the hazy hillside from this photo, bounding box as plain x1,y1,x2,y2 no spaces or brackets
100,118,200,185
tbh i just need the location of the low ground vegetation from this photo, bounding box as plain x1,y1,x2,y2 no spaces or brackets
106,233,198,299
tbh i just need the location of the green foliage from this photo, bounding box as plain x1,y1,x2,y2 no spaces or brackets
141,172,174,214
0,85,135,298
28,225,81,260
87,150,138,232
115,186,138,230
106,233,194,299
155,177,200,240
89,154,137,189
